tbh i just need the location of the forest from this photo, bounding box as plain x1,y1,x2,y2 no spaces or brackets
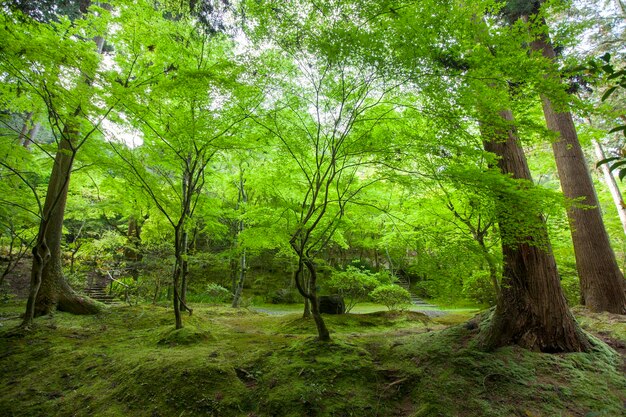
0,0,625,416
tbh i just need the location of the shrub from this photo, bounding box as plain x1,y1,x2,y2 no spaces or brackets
461,270,498,306
370,285,412,311
205,283,232,304
326,266,380,312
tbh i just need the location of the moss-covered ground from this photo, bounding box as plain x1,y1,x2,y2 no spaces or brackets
0,301,624,417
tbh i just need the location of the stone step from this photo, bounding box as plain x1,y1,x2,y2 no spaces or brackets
394,280,436,307
83,287,117,304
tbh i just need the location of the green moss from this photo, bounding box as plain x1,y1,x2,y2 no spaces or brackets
0,302,624,417
157,325,213,346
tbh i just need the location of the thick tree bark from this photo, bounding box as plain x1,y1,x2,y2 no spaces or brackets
22,14,107,325
25,131,100,322
530,33,626,314
478,110,590,352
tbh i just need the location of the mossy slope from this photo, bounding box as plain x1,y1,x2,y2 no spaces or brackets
0,303,624,417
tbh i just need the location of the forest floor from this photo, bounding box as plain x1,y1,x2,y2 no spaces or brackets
0,301,624,417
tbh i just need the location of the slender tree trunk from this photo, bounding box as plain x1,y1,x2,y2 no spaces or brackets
173,228,183,329
24,122,40,148
530,33,626,314
478,238,500,300
125,216,143,280
18,112,33,145
232,173,247,308
478,109,590,352
303,259,330,341
293,257,328,340
18,112,40,149
152,277,161,305
179,230,189,311
592,139,626,236
302,272,311,319
232,247,246,308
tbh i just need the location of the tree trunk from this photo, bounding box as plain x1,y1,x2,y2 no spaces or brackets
18,112,33,145
592,139,626,236
231,247,246,308
152,277,161,305
25,122,40,148
530,33,626,314
125,215,143,280
173,229,183,329
478,109,590,352
179,230,189,311
22,15,107,324
304,259,330,341
302,271,311,318
28,133,101,319
478,237,500,300
232,173,247,308
294,258,329,340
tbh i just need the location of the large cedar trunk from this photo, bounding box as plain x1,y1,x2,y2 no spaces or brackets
530,32,626,315
30,134,101,318
479,110,590,352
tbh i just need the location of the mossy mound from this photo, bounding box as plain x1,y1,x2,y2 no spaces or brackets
0,301,624,417
157,325,213,346
278,310,431,335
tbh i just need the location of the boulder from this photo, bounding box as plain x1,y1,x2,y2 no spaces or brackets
318,295,345,314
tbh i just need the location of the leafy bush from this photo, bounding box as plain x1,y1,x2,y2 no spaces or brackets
205,283,232,304
461,270,498,306
369,285,412,311
326,266,380,312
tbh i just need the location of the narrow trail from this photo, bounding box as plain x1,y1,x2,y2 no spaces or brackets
251,304,448,317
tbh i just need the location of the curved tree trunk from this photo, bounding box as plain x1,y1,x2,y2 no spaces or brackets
303,259,330,341
529,32,626,314
22,16,107,324
29,132,101,319
293,257,329,341
478,110,590,352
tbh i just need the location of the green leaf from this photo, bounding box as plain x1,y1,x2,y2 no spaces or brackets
601,86,617,101
609,160,626,172
619,169,626,182
607,69,626,80
596,156,621,168
602,64,614,74
600,52,611,63
608,126,626,134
